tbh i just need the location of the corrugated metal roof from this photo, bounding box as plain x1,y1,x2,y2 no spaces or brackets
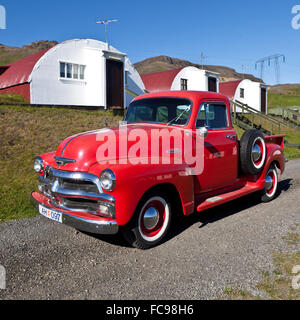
219,80,243,101
0,48,53,89
141,68,184,92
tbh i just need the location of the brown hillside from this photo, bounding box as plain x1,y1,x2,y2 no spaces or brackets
0,41,58,65
134,55,263,83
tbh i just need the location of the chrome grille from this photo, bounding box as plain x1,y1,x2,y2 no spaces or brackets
59,179,99,194
39,166,115,215
61,198,99,213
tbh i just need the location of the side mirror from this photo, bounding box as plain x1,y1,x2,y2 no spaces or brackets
197,127,208,139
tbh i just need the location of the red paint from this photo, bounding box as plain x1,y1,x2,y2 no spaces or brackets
33,91,286,233
141,68,184,92
0,48,52,89
266,171,276,195
0,83,31,102
0,47,55,102
219,80,243,101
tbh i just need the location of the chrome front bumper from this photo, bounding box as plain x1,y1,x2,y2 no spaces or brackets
38,166,116,218
31,192,119,235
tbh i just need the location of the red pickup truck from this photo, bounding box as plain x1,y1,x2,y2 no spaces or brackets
31,91,286,249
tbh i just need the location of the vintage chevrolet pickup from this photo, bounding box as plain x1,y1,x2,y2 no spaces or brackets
31,91,286,249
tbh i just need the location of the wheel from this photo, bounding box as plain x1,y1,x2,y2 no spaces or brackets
261,164,279,202
240,129,267,175
122,192,172,249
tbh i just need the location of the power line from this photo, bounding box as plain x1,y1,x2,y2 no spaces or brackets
255,54,286,92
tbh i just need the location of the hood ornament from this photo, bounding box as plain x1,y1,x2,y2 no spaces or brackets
54,157,76,167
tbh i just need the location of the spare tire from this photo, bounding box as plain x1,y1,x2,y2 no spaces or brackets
240,129,267,175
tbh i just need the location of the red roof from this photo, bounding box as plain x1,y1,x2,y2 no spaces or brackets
0,48,53,89
219,80,243,101
141,68,184,92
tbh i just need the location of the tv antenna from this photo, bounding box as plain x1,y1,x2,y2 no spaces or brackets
96,19,118,50
255,54,286,93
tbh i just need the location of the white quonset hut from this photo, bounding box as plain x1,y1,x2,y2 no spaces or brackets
219,79,268,114
141,66,219,93
0,39,145,109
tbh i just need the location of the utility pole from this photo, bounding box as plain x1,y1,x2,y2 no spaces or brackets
200,52,208,70
255,54,286,94
241,65,246,79
96,19,118,50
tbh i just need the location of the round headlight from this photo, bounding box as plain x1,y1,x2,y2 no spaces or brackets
100,169,116,192
34,156,44,173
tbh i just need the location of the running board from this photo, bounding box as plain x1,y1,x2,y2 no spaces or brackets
196,184,261,212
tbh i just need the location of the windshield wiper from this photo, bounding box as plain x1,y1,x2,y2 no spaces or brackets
167,108,190,126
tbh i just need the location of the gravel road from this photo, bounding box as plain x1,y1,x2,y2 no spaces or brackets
0,160,299,300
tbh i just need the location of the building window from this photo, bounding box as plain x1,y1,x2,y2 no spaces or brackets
73,64,79,79
60,62,66,78
60,62,86,80
67,63,72,79
240,88,245,98
80,65,86,80
181,78,188,91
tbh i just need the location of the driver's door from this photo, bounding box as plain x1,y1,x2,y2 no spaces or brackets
194,101,238,193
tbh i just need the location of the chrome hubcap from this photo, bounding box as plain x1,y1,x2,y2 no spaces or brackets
265,174,273,191
143,207,160,230
252,144,262,162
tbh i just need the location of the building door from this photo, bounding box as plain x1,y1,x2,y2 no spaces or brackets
208,77,217,92
106,59,124,109
261,88,267,114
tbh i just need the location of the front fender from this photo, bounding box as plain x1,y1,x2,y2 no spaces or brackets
89,162,195,226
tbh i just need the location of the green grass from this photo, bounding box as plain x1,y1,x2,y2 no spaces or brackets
224,225,300,300
0,104,122,223
0,54,27,66
234,116,300,160
0,94,29,105
268,91,300,110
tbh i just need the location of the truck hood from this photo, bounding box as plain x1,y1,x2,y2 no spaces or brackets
53,124,186,172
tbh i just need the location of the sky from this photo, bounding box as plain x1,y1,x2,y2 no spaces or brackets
0,0,300,85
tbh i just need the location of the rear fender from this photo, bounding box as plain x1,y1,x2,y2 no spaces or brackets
254,143,285,189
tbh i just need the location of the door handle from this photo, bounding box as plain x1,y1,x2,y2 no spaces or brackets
226,134,237,141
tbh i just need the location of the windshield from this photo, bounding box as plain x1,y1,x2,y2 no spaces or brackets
124,97,192,126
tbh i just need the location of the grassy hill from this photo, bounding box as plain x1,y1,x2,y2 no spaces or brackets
0,101,122,223
268,84,300,110
0,41,58,65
